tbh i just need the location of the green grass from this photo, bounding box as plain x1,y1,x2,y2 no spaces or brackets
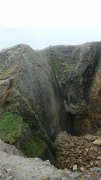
21,131,47,157
0,64,17,79
63,63,75,72
50,60,75,79
0,111,23,144
50,61,63,78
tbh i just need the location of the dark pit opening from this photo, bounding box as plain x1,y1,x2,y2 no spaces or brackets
66,112,75,135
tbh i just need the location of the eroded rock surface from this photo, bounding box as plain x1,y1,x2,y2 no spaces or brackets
48,42,101,135
0,44,67,161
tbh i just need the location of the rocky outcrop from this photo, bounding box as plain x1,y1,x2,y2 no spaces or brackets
47,42,101,135
0,44,66,136
1,42,101,161
1,139,101,180
0,44,67,161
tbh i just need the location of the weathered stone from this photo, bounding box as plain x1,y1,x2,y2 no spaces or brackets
93,138,101,146
80,167,85,172
85,148,89,152
90,161,94,166
73,164,78,171
84,134,97,141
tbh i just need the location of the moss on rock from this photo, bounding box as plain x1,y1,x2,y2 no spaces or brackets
0,110,24,144
0,64,18,79
21,131,47,158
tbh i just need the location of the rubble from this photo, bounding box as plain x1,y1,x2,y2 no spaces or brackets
55,131,101,171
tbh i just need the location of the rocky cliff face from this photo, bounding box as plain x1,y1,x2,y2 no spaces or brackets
0,42,101,161
48,42,101,135
0,44,67,161
0,44,66,136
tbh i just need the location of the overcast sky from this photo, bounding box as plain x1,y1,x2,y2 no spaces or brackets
0,0,101,50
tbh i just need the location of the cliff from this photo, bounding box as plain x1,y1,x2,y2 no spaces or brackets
0,42,101,162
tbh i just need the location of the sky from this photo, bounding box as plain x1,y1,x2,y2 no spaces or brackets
0,0,101,50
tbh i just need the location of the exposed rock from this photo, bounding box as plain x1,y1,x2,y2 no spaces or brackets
0,44,70,161
93,138,101,146
0,139,22,156
73,164,78,171
1,139,101,180
84,134,97,141
0,168,15,180
48,42,101,135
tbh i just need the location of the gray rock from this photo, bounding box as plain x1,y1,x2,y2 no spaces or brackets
0,140,101,180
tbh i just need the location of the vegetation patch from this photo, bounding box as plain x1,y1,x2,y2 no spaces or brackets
21,131,47,158
50,58,75,79
0,64,17,79
49,59,64,79
50,61,63,77
0,110,23,144
63,62,75,72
